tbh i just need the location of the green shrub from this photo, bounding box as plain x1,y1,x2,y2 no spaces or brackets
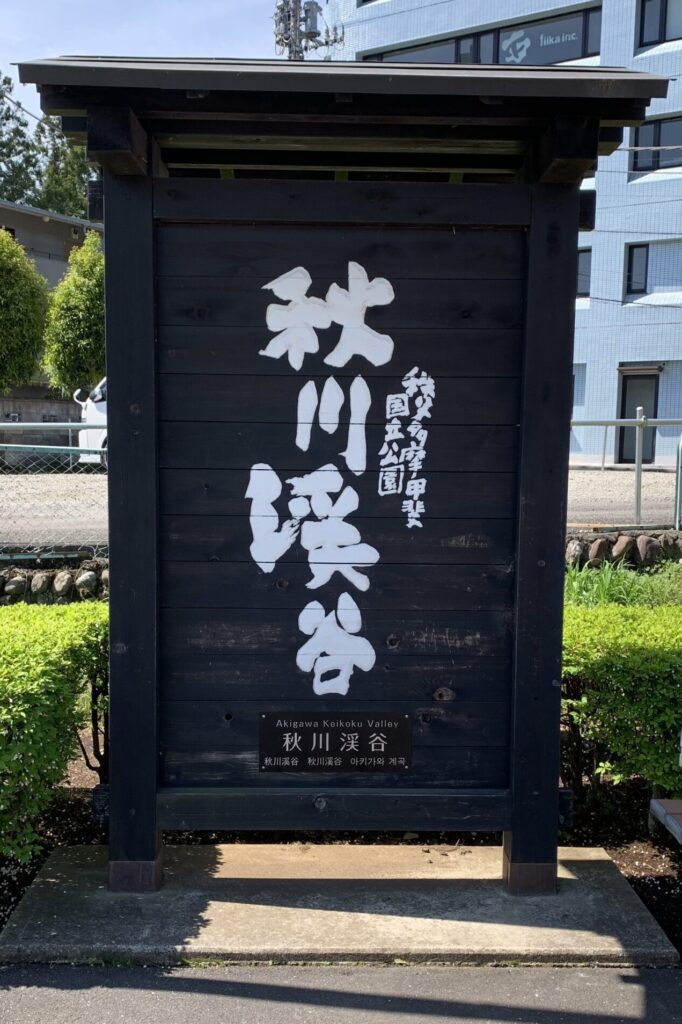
565,561,682,607
0,228,48,392
562,605,682,798
0,604,108,861
43,230,104,393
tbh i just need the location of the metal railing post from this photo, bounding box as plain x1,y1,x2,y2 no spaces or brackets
601,424,609,470
634,406,645,527
671,432,675,528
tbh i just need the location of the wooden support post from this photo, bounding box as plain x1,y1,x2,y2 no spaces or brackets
503,183,580,896
105,171,163,891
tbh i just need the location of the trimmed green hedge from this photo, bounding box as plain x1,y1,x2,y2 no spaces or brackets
0,604,108,861
563,605,682,796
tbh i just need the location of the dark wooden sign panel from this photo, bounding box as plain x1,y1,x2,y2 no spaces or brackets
155,216,523,797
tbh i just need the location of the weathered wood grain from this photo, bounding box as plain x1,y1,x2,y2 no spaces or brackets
161,607,513,658
158,374,520,426
158,422,518,472
161,561,514,610
156,786,512,831
160,468,518,519
156,224,525,280
160,653,511,703
158,276,524,331
159,515,517,566
158,326,523,378
160,745,509,788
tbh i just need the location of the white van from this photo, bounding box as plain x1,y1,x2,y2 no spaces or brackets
74,377,107,466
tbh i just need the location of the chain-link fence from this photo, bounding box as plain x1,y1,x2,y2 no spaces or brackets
0,424,108,559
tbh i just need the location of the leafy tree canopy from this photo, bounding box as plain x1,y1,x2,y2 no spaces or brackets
0,71,92,217
0,72,40,204
0,227,48,392
43,230,105,393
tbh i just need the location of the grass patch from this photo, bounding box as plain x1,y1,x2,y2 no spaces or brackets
565,560,682,607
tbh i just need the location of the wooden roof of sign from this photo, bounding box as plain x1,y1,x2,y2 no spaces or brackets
18,56,668,182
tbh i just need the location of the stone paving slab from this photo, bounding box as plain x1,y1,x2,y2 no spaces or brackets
0,845,677,966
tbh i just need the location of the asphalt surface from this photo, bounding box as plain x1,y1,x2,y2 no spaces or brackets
1,966,681,1024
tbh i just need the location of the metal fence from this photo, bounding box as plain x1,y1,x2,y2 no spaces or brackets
2,412,682,561
570,410,682,529
0,423,108,560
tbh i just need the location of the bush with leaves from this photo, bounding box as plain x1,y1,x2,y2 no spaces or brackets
562,605,682,801
0,603,108,862
0,227,48,392
43,230,104,393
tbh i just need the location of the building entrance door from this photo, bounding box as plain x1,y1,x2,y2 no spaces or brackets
618,373,658,464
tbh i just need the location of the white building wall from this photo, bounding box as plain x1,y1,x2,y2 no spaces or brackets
328,0,682,466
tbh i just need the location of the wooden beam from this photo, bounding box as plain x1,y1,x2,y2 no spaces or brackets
520,117,601,184
87,107,148,175
160,147,520,175
157,788,512,832
598,126,624,156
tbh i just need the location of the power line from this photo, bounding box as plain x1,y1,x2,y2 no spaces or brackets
0,87,50,128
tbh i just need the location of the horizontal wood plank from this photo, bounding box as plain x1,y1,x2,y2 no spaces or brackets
156,224,525,280
160,469,517,519
161,607,512,658
161,700,509,750
157,277,524,331
160,515,516,566
159,423,518,473
161,562,514,611
153,179,533,226
160,746,509,788
158,327,523,378
156,786,512,831
160,653,511,702
158,374,520,426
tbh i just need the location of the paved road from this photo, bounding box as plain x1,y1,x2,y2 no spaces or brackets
1,966,681,1024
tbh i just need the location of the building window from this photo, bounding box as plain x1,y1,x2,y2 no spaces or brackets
639,0,682,45
383,39,456,63
372,8,601,65
577,249,592,297
1,225,16,239
633,117,682,171
626,244,649,295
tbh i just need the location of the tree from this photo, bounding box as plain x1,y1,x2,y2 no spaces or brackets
33,116,91,219
0,227,48,392
0,70,40,204
43,231,105,393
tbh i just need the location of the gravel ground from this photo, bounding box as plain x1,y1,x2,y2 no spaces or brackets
567,468,676,529
0,474,108,549
0,468,676,552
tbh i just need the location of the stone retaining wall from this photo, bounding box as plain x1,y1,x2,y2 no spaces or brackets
1,532,680,605
0,560,108,605
565,530,682,568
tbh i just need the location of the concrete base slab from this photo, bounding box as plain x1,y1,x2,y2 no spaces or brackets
0,845,677,966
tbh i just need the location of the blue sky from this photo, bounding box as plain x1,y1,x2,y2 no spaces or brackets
1,0,278,113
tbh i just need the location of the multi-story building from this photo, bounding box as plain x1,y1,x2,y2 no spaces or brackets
328,0,682,465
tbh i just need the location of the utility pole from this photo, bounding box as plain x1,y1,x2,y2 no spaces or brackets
274,0,343,60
